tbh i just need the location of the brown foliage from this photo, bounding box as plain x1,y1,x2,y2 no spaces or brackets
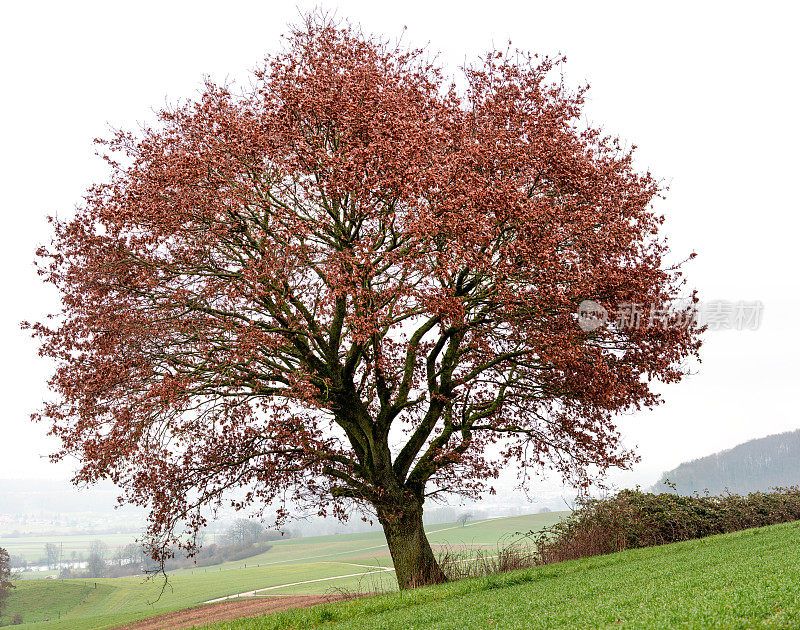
26,14,701,588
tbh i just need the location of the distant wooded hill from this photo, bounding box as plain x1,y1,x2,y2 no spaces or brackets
651,429,800,495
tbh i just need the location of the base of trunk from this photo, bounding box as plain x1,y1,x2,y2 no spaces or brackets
379,502,447,589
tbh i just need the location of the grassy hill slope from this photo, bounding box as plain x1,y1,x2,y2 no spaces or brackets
210,520,800,629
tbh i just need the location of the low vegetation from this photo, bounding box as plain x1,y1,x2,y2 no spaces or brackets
436,544,537,583
532,486,800,564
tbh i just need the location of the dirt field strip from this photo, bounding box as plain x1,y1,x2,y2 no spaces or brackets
112,595,347,630
204,567,395,603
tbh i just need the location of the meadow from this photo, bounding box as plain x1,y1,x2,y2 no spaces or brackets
0,512,563,629
210,520,800,629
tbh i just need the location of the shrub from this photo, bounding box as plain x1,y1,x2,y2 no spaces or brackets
437,543,538,582
533,486,800,565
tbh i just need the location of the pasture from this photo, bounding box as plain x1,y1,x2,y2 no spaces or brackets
0,511,563,629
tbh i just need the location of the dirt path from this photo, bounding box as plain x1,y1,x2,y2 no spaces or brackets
111,595,347,630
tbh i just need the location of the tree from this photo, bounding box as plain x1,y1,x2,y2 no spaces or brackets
457,512,472,527
86,541,107,578
28,15,701,589
44,543,60,570
122,543,146,568
0,547,15,617
113,546,127,567
223,519,266,549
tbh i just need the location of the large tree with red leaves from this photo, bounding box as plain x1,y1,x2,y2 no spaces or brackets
29,17,701,588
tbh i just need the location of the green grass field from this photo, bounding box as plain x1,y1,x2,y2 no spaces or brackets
208,520,800,630
0,512,562,629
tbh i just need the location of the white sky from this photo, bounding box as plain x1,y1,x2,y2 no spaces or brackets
1,1,798,495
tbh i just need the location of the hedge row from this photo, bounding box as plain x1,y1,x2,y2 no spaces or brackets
532,486,800,564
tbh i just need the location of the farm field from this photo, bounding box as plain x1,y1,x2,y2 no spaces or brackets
0,511,563,629
0,533,140,565
171,511,565,576
210,519,800,629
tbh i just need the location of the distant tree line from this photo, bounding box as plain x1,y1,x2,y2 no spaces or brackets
48,519,288,578
651,429,800,495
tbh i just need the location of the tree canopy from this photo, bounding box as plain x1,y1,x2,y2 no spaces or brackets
29,15,701,587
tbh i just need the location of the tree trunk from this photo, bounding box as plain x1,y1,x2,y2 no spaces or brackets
378,501,447,589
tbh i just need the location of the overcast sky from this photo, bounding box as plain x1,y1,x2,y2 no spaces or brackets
1,1,798,498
